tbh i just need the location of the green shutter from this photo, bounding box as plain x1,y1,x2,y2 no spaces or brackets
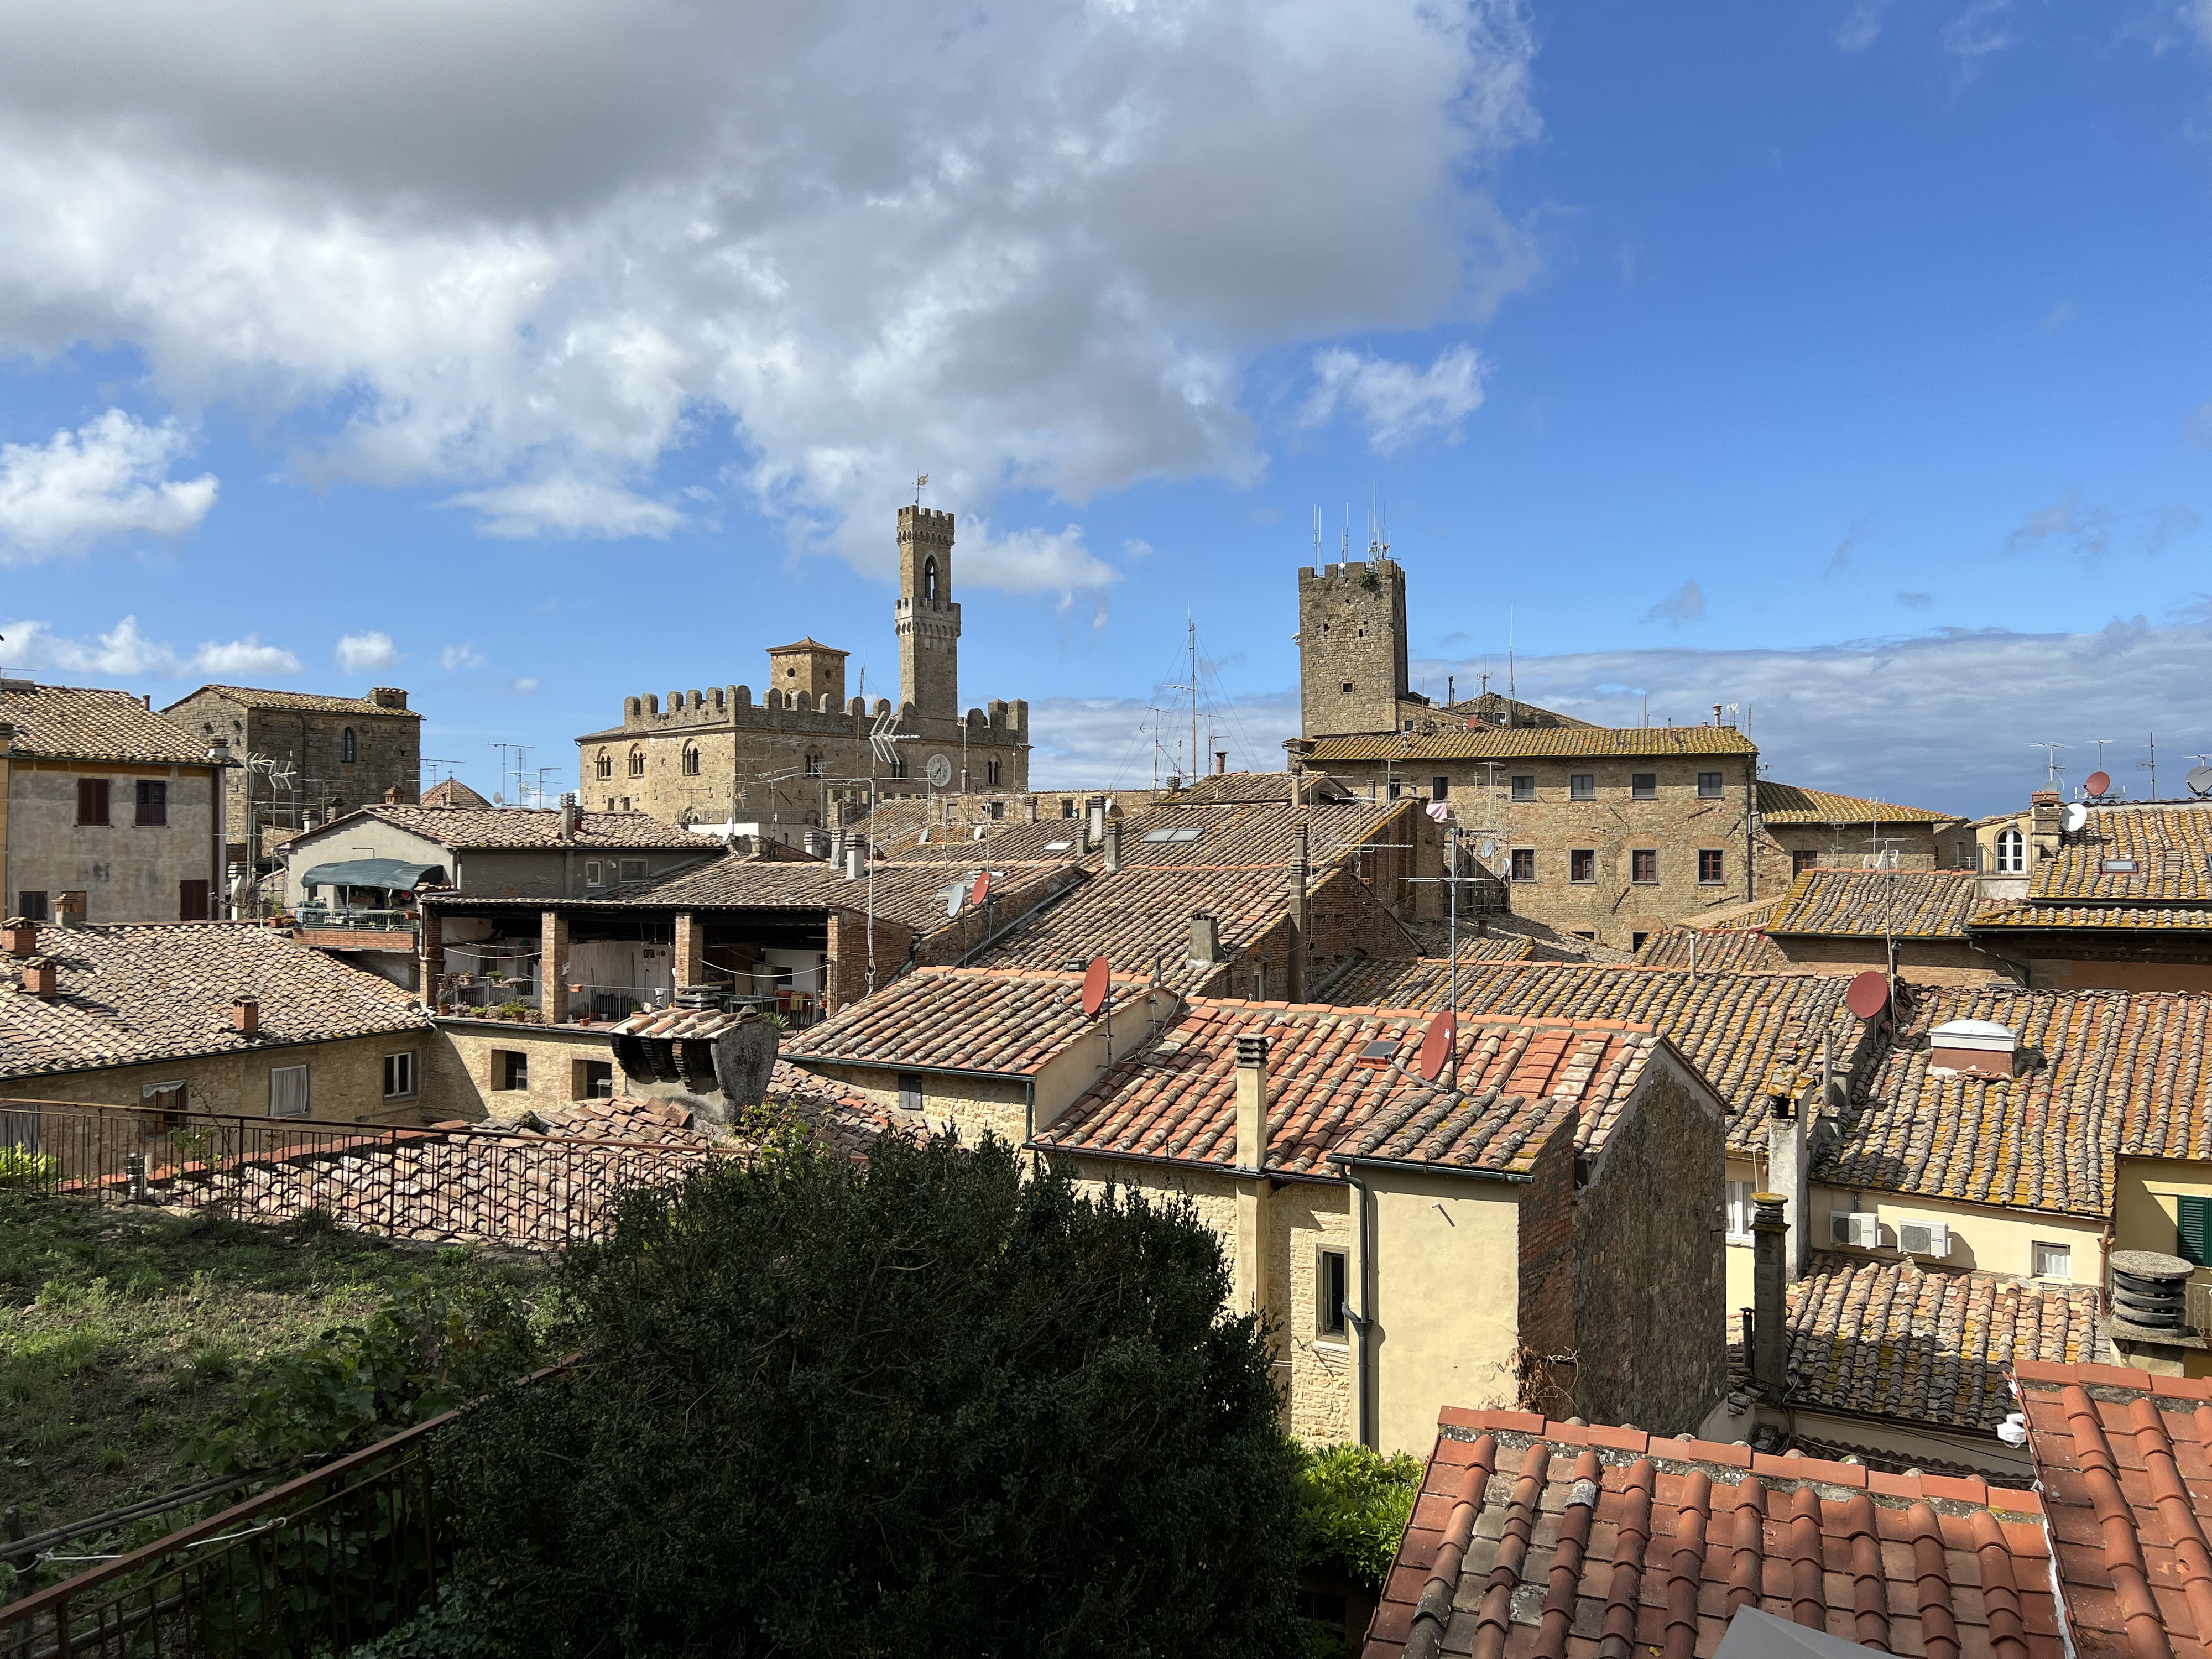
2178,1196,2212,1267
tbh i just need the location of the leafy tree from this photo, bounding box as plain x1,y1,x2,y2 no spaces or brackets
1291,1442,1423,1590
441,1127,1302,1658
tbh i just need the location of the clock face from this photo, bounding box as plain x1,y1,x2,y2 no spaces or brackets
926,753,953,788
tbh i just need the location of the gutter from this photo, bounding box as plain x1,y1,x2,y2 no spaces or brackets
1327,1151,1529,1185
1023,1141,1344,1187
1341,1165,1377,1450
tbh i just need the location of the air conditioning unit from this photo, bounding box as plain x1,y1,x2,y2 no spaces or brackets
1898,1221,1952,1259
1830,1211,1880,1249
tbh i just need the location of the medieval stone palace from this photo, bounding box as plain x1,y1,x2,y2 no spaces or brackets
575,508,1030,839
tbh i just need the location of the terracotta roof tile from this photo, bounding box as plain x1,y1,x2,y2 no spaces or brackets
1323,961,1862,1155
165,684,422,718
1816,984,2212,1217
1034,998,1661,1178
1971,901,2212,933
2031,804,2212,904
2015,1362,2212,1656
1761,867,1983,938
783,966,1128,1077
1756,780,1958,826
1363,1410,2055,1659
299,804,711,852
0,682,212,765
1632,927,1790,972
1761,1252,2109,1433
0,921,429,1079
1304,724,1758,761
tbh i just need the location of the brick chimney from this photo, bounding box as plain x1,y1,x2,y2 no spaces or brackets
383,784,404,805
369,688,409,711
1103,818,1123,873
1764,1071,1809,1280
2,917,35,958
1751,1193,1790,1397
1285,821,1308,1003
1215,750,1228,776
559,792,581,839
20,957,56,999
1234,1034,1269,1172
232,995,260,1036
1188,911,1222,966
54,893,85,930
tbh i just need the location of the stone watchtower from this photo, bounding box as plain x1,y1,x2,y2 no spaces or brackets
1296,555,1411,739
895,507,961,718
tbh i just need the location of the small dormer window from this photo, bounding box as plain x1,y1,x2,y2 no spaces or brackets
341,728,357,765
1995,827,2025,874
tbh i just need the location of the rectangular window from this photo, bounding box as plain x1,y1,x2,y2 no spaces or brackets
18,890,48,922
1698,849,1726,884
1631,772,1658,800
1510,775,1535,802
1792,848,1820,877
1431,775,1450,801
77,778,111,825
1631,849,1658,883
135,779,168,826
1569,849,1595,883
619,859,646,883
383,1052,417,1099
1569,774,1595,801
495,1051,529,1092
179,880,210,920
585,861,603,886
1724,1179,1754,1239
1061,800,1076,818
583,1060,614,1099
2032,1240,2073,1279
1697,771,1724,800
897,1073,925,1114
269,1065,310,1119
142,1081,187,1131
1510,848,1536,883
1317,1249,1349,1339
2178,1196,2212,1267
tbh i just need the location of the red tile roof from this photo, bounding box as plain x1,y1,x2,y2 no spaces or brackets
783,966,1137,1077
2015,1359,2212,1657
167,684,421,718
301,804,709,852
2031,804,2212,905
1761,868,1983,938
1772,1253,2108,1434
1364,1410,2057,1659
1323,962,1863,1156
1033,998,1662,1178
1971,901,2212,935
1756,781,1958,826
1304,725,1759,761
1817,984,2212,1217
1631,927,1790,972
1,681,212,765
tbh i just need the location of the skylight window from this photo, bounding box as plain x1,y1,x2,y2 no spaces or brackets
1042,839,1073,851
1142,826,1204,843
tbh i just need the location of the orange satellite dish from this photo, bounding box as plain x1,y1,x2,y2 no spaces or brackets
1844,971,1889,1020
971,870,991,907
1081,954,1110,1019
1417,1011,1457,1082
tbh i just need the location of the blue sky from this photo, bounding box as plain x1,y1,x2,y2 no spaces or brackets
2,0,2208,816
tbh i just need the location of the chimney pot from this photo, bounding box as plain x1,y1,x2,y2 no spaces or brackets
1234,1034,1269,1173
1103,818,1123,873
232,995,260,1035
1188,910,1221,966
21,957,56,999
2,918,35,958
844,843,863,881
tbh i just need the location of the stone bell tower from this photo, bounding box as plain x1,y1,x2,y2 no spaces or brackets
895,507,960,718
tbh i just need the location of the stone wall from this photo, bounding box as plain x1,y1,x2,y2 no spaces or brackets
1271,1180,1359,1443
4,758,222,924
1756,822,1947,890
7,1031,428,1126
164,689,419,853
1569,1056,1726,1435
1297,560,1412,739
427,1019,617,1119
1514,1114,1579,1420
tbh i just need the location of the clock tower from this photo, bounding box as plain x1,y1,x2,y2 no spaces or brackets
895,507,961,719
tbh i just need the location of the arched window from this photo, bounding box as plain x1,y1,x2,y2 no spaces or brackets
804,752,823,777
682,746,701,776
341,728,357,765
595,749,612,780
1995,827,2025,874
924,557,938,602
628,747,646,778
889,752,907,780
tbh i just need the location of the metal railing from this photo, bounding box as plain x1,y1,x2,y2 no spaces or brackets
0,1100,716,1251
291,906,418,936
0,1404,454,1659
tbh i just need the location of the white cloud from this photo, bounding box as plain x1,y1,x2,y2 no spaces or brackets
1301,345,1485,455
0,410,217,561
335,630,398,673
1642,579,1705,628
961,520,1121,620
0,615,299,678
0,0,1541,582
2004,490,2116,557
1418,613,2212,818
440,642,486,670
1123,538,1155,561
1940,0,2014,78
440,479,685,540
512,676,541,695
1028,689,1299,787
1834,0,1890,50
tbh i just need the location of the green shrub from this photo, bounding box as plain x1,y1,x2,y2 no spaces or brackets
0,1147,59,1190
1292,1442,1425,1591
442,1129,1302,1657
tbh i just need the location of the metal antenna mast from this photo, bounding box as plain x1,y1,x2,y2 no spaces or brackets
2031,742,2065,787
2142,732,2158,800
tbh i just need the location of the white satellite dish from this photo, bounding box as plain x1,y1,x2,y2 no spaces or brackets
2189,764,2212,800
2062,801,2089,835
943,886,967,918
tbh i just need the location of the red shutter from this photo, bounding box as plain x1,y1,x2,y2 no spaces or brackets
77,778,111,825
179,880,210,920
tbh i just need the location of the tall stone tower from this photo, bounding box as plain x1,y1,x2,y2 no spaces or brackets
1296,554,1411,738
895,507,961,717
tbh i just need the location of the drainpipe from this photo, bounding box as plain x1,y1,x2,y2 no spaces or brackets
1342,1166,1377,1449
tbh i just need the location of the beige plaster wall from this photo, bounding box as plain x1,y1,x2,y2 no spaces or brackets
4,1031,429,1126
6,759,221,924
1809,1182,2101,1284
1367,1169,1522,1456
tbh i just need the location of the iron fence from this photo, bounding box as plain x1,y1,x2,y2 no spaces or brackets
0,1405,455,1659
0,1099,717,1250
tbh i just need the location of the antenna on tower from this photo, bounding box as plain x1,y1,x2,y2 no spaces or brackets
1312,507,1323,561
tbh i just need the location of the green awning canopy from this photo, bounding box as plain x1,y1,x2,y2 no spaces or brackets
300,858,447,892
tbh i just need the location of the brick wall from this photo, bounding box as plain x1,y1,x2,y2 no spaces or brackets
825,908,919,1009
1568,1057,1726,1434
910,865,1089,969
165,690,420,851
1201,866,1419,1001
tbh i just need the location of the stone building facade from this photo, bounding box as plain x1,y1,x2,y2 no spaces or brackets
575,508,1029,839
160,684,421,867
1,680,227,924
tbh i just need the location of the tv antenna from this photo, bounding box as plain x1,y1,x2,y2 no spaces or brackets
2030,742,2065,786
2142,731,2159,800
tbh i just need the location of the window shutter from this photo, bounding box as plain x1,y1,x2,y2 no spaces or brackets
2179,1196,2212,1267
